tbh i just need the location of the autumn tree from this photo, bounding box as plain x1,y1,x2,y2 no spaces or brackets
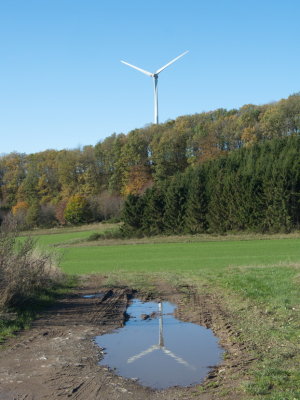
55,200,68,225
1,93,300,230
11,201,29,227
0,153,26,208
64,195,92,225
12,201,29,217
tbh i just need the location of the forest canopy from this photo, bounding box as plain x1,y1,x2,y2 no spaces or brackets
1,92,300,230
122,135,300,235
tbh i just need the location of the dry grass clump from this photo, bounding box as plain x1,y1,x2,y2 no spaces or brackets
0,220,63,309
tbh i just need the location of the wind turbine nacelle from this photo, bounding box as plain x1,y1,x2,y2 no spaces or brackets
121,51,188,125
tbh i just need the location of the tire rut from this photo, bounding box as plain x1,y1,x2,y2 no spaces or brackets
0,281,252,400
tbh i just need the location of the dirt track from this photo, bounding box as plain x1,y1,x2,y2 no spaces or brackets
0,278,253,400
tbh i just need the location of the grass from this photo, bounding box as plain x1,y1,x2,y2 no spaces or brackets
0,276,76,344
21,222,118,237
174,262,300,400
24,223,300,274
7,225,300,398
93,262,300,399
21,222,118,247
58,238,300,274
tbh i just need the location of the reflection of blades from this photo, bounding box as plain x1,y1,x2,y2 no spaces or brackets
127,345,159,364
127,302,195,370
162,347,196,370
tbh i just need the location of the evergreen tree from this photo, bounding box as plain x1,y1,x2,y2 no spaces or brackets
163,174,188,234
122,194,145,233
142,185,166,235
184,167,208,233
261,171,291,232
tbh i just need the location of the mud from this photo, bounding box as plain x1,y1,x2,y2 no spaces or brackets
0,277,254,399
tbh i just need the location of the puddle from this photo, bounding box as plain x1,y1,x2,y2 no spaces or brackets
95,299,224,389
82,293,104,299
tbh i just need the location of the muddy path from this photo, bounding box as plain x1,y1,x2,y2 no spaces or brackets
0,278,253,400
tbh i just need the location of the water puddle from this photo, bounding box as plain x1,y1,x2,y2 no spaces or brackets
95,299,224,389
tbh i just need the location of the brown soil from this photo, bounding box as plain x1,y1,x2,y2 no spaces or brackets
0,277,253,400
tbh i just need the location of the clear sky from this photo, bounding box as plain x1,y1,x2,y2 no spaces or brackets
1,0,300,154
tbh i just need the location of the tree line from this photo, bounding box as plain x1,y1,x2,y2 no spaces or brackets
122,135,300,234
1,93,300,228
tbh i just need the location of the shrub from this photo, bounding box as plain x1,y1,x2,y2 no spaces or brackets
86,227,125,242
86,232,102,241
0,219,63,309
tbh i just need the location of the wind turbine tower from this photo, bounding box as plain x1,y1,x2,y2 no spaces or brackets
127,302,195,370
121,51,189,124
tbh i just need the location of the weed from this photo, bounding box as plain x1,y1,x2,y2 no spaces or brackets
0,220,72,341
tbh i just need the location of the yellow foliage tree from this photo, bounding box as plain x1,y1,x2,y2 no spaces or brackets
11,201,29,216
122,166,152,196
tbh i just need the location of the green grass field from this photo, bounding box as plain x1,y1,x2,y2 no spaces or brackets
26,224,300,274
59,237,300,275
17,226,300,399
35,229,99,247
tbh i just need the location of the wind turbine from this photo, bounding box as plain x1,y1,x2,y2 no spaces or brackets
121,51,189,124
127,302,195,370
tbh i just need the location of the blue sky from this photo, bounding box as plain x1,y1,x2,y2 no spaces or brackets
1,0,300,154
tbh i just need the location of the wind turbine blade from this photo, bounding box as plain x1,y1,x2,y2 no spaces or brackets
121,60,153,77
155,51,189,75
127,345,159,364
162,347,196,370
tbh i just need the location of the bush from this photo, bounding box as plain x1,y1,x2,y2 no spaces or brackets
0,219,63,309
86,227,127,242
86,232,102,241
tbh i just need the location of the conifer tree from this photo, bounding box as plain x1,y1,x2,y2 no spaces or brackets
184,167,208,233
142,185,166,235
163,174,188,234
122,194,145,233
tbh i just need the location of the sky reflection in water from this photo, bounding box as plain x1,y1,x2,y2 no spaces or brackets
95,299,224,389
